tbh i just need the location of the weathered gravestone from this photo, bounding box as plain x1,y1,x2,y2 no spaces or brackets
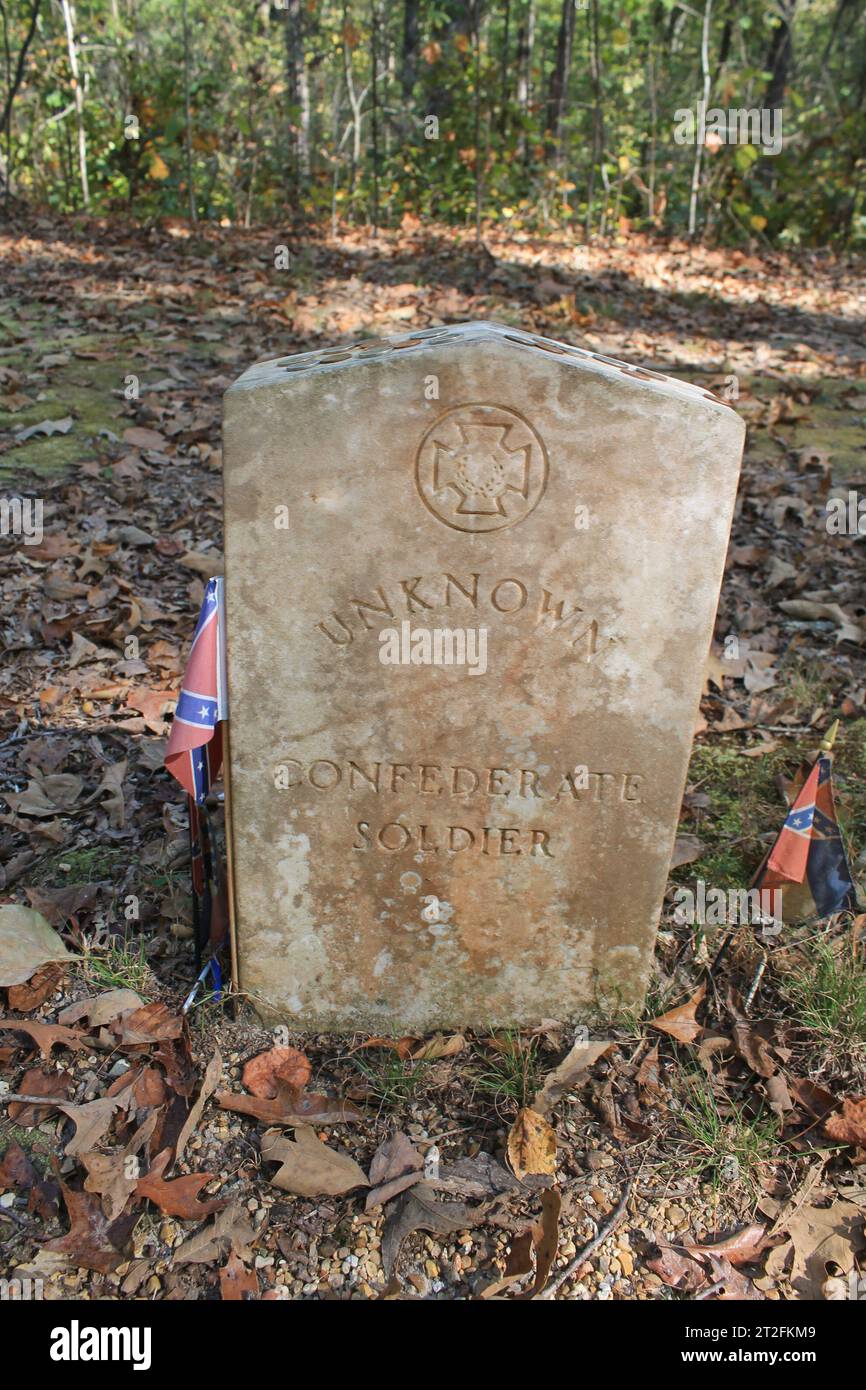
223,322,744,1030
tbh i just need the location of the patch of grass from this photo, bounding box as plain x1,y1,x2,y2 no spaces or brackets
681,721,866,898
84,936,153,997
350,1049,430,1108
472,1030,541,1112
776,934,866,1080
673,1070,778,1199
32,844,127,887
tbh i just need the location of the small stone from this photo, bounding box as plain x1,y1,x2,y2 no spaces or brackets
618,1249,634,1277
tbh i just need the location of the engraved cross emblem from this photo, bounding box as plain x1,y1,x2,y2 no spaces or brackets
415,403,548,533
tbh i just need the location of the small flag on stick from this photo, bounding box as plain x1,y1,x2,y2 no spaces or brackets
752,720,858,922
165,577,228,803
165,576,229,967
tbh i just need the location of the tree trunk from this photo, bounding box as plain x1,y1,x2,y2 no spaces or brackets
687,0,712,239
60,0,89,209
401,0,419,102
182,0,196,222
0,0,43,140
283,0,308,214
370,1,380,232
546,0,575,162
585,0,603,239
764,0,796,111
516,0,535,164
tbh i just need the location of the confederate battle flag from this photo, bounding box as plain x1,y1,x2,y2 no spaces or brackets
165,577,228,804
753,739,858,922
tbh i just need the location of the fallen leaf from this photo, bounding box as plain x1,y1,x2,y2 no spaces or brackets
174,1049,222,1165
507,1107,556,1181
823,1097,866,1148
670,834,706,869
122,426,167,450
241,1045,310,1098
220,1252,258,1300
81,1111,158,1220
174,1202,257,1265
647,984,706,1044
1,1018,88,1059
59,989,143,1028
0,905,74,987
365,1131,424,1211
0,1141,36,1192
410,1033,465,1061
215,1082,363,1126
8,1066,73,1125
136,1147,227,1218
58,1092,134,1158
8,961,65,1010
685,1223,768,1267
261,1125,369,1197
533,1038,613,1115
15,416,73,441
382,1182,477,1281
46,1179,135,1274
112,1002,184,1044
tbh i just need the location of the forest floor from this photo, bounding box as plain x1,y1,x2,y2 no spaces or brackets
0,211,865,1301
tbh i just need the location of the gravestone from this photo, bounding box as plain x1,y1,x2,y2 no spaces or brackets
223,322,744,1030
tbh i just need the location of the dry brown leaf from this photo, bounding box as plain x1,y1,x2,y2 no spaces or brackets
1,1018,88,1058
365,1131,424,1211
823,1097,866,1148
8,1066,74,1125
507,1107,556,1181
174,1203,258,1265
648,984,706,1044
8,962,65,1010
533,1038,613,1115
173,1049,222,1166
112,1002,184,1044
219,1252,259,1301
59,989,143,1028
241,1045,310,1098
410,1033,465,1061
136,1147,227,1218
0,905,74,987
261,1125,369,1197
215,1082,363,1126
58,1091,134,1158
685,1223,768,1267
46,1179,135,1274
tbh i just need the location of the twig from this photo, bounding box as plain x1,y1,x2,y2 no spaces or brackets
540,1175,635,1299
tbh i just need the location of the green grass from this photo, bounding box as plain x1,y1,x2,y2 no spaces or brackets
84,936,153,997
350,1050,430,1108
680,719,866,897
32,844,128,887
673,1069,778,1199
472,1030,541,1112
777,935,866,1079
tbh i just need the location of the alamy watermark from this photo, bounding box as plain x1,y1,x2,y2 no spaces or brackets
0,496,43,545
826,491,866,535
378,621,488,676
673,101,783,156
672,880,782,936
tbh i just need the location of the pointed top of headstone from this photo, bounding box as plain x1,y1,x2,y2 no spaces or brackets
231,320,739,419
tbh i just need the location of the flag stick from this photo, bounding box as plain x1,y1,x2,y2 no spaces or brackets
221,718,240,996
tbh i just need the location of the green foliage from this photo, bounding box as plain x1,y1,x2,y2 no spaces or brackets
1,0,863,243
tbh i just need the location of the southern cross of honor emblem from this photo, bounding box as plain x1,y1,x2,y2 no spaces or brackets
415,403,548,533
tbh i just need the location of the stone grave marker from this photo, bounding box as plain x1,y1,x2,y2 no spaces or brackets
222,322,744,1030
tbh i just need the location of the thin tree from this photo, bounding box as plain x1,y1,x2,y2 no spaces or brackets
60,0,89,208
687,0,712,238
182,0,196,222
